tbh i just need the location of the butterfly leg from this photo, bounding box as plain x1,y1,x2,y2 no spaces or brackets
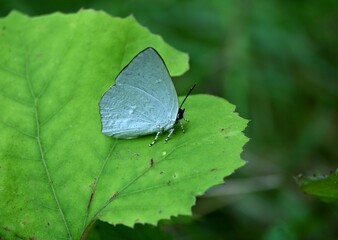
179,120,185,133
149,131,161,146
164,128,175,143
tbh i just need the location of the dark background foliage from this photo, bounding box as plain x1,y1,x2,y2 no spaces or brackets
1,0,337,239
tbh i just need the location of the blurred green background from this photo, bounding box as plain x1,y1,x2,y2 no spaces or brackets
1,0,337,239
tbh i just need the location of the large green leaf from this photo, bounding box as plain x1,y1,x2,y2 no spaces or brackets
0,10,248,239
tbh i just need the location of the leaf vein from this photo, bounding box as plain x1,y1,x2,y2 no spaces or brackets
24,49,73,239
40,95,74,127
0,90,34,107
0,62,25,78
0,120,36,139
82,140,118,230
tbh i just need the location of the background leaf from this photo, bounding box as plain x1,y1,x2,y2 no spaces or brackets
296,170,338,202
0,10,247,239
86,221,172,240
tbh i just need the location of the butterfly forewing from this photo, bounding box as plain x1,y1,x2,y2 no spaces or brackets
99,48,179,138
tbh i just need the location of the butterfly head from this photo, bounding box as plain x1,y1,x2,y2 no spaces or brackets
175,84,195,124
176,108,185,123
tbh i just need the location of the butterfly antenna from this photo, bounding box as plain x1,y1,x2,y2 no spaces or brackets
179,84,196,109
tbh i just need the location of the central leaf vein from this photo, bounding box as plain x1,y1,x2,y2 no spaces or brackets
24,50,72,239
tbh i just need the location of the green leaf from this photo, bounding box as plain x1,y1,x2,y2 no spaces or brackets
0,10,248,239
295,169,338,202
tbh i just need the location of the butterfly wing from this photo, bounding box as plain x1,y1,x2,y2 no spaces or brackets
99,48,179,138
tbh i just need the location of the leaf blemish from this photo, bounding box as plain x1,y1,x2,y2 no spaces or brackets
110,191,119,201
35,51,44,58
150,158,154,167
90,178,97,190
21,220,28,226
127,148,140,157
